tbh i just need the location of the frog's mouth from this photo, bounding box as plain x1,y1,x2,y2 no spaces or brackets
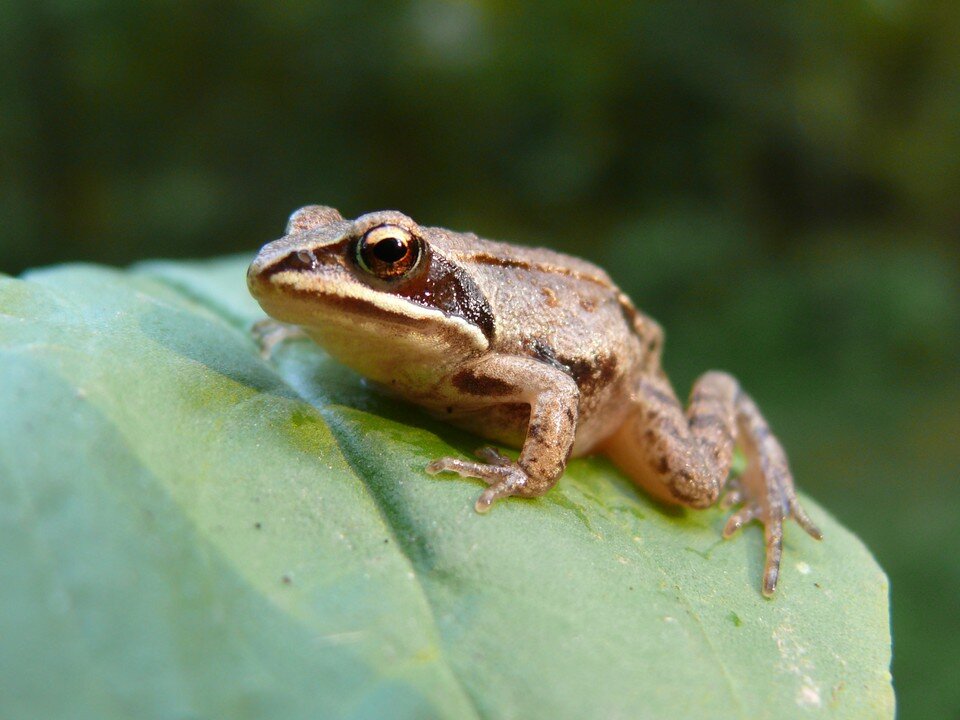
248,264,490,355
246,237,349,317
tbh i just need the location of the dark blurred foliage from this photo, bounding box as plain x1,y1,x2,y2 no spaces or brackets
2,1,958,716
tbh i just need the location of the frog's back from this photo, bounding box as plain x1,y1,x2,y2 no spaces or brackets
429,227,617,294
426,227,637,355
426,226,657,452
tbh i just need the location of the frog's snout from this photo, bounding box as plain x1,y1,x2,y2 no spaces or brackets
246,257,267,295
247,239,294,296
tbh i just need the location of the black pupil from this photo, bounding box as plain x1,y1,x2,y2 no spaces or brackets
372,236,408,263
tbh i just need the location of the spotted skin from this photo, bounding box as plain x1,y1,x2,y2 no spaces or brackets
604,371,822,596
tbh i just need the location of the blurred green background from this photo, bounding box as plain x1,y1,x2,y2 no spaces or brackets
2,1,957,717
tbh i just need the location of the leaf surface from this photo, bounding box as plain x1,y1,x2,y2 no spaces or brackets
0,257,894,719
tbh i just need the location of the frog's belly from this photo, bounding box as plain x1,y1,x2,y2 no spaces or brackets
438,403,530,449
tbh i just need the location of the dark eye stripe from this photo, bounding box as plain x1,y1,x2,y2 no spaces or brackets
389,250,495,341
265,248,322,276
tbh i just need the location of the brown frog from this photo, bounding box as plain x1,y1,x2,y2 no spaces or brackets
247,205,822,596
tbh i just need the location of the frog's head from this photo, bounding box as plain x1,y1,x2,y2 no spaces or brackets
247,205,493,384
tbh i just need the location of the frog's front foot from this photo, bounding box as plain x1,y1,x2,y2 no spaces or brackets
251,319,308,359
426,447,539,512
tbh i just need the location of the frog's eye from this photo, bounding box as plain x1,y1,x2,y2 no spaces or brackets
355,224,423,280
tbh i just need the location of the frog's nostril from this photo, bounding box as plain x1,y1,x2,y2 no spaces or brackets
254,249,318,281
295,250,316,269
273,249,316,273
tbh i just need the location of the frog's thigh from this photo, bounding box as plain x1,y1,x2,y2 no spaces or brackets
603,371,739,507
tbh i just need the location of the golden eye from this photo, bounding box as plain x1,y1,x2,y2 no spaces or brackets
355,225,422,279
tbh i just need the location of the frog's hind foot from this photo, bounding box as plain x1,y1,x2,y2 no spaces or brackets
720,478,743,509
723,493,822,597
724,391,823,596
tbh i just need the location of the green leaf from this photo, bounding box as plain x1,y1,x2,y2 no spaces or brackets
0,256,894,720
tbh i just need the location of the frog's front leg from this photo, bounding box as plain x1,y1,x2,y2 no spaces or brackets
251,318,309,358
604,370,821,596
426,355,579,512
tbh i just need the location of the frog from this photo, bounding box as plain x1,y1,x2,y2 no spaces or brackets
247,205,822,596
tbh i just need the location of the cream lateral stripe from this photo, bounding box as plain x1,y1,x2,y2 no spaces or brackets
276,270,489,351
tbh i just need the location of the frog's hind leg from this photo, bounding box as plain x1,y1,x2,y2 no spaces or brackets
603,370,821,596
